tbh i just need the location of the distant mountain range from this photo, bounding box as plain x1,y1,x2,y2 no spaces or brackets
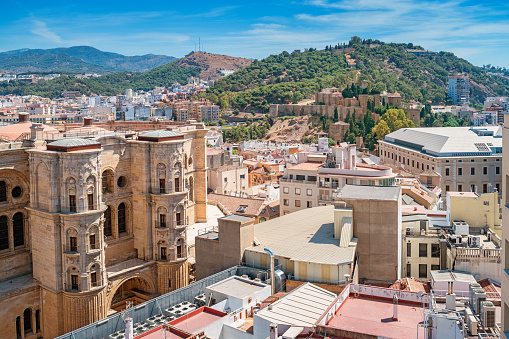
0,51,252,98
0,46,177,73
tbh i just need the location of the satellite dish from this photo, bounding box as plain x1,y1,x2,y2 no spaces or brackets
352,284,359,292
418,291,424,298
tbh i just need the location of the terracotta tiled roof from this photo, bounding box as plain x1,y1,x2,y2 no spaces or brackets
389,278,430,293
287,162,323,171
260,292,288,309
259,200,280,219
251,167,269,175
208,193,265,216
206,147,224,156
0,122,57,141
420,169,441,177
478,278,501,299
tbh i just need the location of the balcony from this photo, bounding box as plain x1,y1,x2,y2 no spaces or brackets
155,222,168,229
86,243,101,254
174,221,186,231
280,178,317,185
64,245,80,255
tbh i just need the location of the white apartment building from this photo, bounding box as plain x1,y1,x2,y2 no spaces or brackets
280,144,396,215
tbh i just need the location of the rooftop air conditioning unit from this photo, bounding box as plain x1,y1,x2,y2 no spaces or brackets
480,301,496,328
406,227,414,235
470,236,481,247
472,289,487,314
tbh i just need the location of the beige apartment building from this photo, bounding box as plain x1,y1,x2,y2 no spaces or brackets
380,126,502,194
280,144,396,215
0,122,208,339
207,165,249,195
401,215,441,281
501,114,509,333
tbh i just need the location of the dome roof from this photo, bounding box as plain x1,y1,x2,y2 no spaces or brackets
47,138,101,152
138,130,184,142
139,130,183,138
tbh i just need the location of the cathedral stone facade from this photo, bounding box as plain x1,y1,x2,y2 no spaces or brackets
0,125,207,339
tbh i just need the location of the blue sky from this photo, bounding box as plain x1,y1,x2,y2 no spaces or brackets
2,0,508,67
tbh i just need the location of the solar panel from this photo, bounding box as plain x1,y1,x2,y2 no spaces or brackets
474,143,490,152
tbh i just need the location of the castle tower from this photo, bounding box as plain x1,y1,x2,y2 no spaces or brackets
28,138,108,337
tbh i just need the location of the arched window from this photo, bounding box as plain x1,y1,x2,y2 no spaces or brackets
35,310,41,332
174,163,181,192
176,205,183,226
0,215,8,250
16,316,21,339
104,206,112,237
189,176,194,202
23,308,32,333
157,163,167,194
13,212,24,247
0,181,5,202
176,238,184,259
118,203,126,234
102,170,114,193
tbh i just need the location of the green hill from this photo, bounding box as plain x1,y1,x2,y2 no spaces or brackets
0,46,177,73
0,52,117,74
0,59,200,97
204,40,509,111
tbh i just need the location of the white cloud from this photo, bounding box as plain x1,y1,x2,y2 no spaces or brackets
30,20,62,44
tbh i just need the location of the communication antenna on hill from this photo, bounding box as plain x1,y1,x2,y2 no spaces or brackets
199,37,201,52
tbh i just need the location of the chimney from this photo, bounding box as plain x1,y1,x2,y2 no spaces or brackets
30,123,44,141
269,323,278,339
446,281,456,311
264,248,275,294
84,117,93,126
18,113,29,123
393,295,398,321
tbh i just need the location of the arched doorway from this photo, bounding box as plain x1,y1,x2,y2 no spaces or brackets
109,277,155,313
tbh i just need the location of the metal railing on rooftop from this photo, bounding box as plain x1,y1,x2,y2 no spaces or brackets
55,266,240,339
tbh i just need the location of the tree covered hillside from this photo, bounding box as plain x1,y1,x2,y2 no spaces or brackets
203,39,509,111
0,60,200,97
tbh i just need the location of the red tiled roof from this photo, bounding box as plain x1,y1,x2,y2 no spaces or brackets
478,278,501,299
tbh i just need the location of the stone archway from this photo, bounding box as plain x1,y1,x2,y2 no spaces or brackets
107,275,156,313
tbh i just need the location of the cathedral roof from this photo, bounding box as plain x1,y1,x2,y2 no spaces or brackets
138,130,184,142
47,138,101,152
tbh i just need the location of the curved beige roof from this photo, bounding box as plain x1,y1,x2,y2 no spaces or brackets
0,122,58,142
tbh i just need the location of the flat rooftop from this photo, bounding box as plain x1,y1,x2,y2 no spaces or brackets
169,307,226,333
325,296,424,339
136,307,227,338
197,231,218,241
246,205,356,265
335,184,401,201
136,327,188,339
206,276,267,299
219,214,254,222
448,191,478,197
